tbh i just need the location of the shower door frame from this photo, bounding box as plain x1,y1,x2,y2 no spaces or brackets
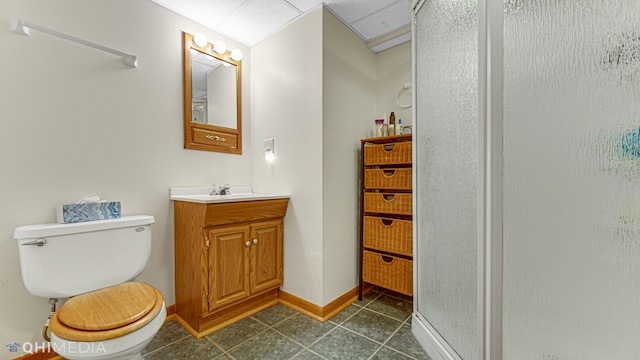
410,0,503,359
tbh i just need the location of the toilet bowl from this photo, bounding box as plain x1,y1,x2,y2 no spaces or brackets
14,215,165,360
49,282,165,360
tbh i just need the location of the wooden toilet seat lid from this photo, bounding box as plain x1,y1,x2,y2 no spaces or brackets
56,282,159,331
49,282,165,342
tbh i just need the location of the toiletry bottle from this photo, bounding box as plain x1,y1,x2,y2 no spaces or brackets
388,112,396,136
375,119,384,137
397,119,403,134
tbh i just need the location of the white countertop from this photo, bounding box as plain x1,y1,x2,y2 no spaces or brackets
169,186,290,204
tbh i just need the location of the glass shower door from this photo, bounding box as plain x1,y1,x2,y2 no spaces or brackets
502,1,640,358
414,0,479,359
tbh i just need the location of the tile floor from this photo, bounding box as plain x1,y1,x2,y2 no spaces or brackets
142,288,431,360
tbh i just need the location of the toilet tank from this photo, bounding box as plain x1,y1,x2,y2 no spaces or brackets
14,215,154,298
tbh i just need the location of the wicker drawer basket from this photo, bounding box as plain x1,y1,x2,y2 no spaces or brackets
362,250,412,296
364,142,412,166
364,193,412,215
363,216,412,256
364,168,412,190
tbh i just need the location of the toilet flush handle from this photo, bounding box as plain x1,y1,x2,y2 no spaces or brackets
21,238,47,246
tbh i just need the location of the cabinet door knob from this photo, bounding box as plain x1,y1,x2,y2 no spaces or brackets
245,241,251,247
253,239,258,244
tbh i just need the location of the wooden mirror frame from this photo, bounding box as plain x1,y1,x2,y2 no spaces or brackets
183,32,242,154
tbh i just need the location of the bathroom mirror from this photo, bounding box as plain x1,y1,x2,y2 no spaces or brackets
183,32,242,154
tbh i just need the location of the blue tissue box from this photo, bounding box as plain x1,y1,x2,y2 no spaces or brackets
56,202,121,224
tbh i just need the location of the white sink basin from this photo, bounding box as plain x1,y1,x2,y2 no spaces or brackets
169,186,289,204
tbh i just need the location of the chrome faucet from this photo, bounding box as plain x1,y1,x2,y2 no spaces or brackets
210,184,231,195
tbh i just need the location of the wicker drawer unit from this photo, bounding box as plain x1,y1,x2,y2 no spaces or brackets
359,134,413,297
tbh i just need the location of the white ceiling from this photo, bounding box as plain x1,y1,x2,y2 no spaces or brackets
150,0,412,50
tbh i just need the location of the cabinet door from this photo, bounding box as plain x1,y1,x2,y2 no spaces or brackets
207,225,250,312
249,220,283,295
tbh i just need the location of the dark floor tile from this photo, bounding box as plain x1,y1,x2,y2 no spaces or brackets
228,329,303,360
309,327,380,360
206,316,268,350
143,336,221,360
327,304,361,325
383,290,414,303
250,303,298,326
214,354,234,359
143,319,190,354
341,308,403,343
354,288,382,307
385,324,431,360
292,350,326,360
275,313,336,346
145,297,424,360
366,294,413,321
370,346,415,360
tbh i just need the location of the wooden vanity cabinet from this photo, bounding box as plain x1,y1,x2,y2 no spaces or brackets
173,199,288,337
207,220,282,311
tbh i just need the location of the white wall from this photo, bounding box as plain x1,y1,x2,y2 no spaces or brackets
250,10,325,305
377,41,412,130
251,7,409,307
0,0,251,356
251,7,377,307
321,9,377,304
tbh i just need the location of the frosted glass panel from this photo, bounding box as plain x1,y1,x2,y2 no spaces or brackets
503,1,640,358
415,1,478,359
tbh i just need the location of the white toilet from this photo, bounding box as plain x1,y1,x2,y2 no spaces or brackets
14,215,166,360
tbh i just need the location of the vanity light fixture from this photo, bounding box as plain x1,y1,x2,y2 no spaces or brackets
213,41,227,54
230,49,244,61
193,33,208,47
191,33,242,62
